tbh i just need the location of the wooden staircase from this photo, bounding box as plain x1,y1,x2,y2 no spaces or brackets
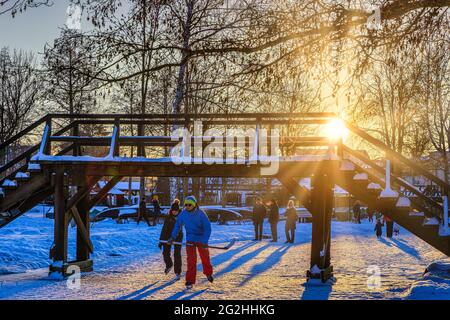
333,140,450,256
0,116,75,229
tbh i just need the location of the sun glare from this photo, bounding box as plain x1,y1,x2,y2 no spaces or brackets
323,118,349,142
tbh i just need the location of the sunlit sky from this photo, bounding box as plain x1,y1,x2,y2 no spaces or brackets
0,1,74,55
0,1,348,115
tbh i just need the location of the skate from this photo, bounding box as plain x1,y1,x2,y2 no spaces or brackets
164,266,173,274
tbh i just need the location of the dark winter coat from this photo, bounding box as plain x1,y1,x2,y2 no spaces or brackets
285,207,297,229
139,200,147,216
374,221,383,237
252,204,267,224
268,203,279,224
152,199,161,215
169,202,180,215
160,214,183,242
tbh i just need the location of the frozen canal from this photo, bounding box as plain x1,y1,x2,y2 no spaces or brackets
0,213,449,300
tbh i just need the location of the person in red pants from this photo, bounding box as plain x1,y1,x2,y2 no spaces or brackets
168,195,213,289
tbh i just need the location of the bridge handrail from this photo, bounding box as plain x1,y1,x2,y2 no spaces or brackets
43,112,337,120
343,145,444,219
0,115,49,152
345,121,450,194
0,120,76,179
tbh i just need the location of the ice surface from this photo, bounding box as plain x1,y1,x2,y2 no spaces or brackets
0,213,448,300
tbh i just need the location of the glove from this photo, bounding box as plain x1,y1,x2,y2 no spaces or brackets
199,243,208,249
166,237,174,245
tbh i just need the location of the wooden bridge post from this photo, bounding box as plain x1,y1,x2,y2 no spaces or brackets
76,178,92,263
51,168,68,264
308,166,334,282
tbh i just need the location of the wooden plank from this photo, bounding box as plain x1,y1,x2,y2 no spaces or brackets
0,173,50,212
0,185,53,228
46,112,337,120
74,119,330,126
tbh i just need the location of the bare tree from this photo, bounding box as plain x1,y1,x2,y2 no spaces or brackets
423,37,450,183
0,0,52,16
0,47,39,143
42,29,100,114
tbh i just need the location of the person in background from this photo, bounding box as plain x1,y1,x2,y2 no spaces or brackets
353,200,362,224
159,199,183,279
168,195,213,289
285,200,297,244
367,206,374,223
151,194,161,226
267,199,279,242
383,215,394,238
375,218,383,238
137,197,151,226
394,223,400,236
252,197,267,241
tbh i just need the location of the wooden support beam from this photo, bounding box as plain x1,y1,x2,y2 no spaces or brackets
52,169,68,262
76,190,92,260
71,206,94,254
87,176,121,209
276,175,311,211
65,176,99,213
309,168,334,281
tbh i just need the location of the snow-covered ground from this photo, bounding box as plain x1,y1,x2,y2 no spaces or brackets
0,211,449,300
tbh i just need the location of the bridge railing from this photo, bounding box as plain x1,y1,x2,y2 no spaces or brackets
35,112,338,161
343,121,450,222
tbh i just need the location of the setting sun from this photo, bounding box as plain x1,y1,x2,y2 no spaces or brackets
322,118,349,142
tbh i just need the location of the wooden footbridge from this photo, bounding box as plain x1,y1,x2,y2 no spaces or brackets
0,113,449,281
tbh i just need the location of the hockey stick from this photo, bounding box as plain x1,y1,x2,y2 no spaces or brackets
159,238,236,250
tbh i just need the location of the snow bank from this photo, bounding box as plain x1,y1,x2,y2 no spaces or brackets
404,260,450,300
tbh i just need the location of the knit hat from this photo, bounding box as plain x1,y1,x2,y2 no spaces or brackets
184,195,197,206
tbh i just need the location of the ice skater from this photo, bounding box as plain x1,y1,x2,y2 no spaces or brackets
267,199,279,242
285,200,297,244
394,223,400,236
158,199,182,279
137,197,151,226
167,195,213,289
252,197,266,241
375,218,383,238
151,194,161,226
353,200,362,224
